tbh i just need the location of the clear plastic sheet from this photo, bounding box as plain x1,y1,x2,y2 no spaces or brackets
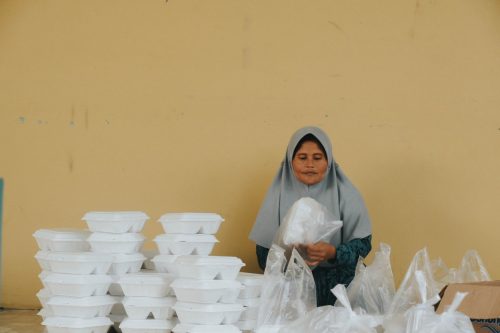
384,248,440,333
338,243,396,316
273,197,343,252
416,292,475,333
403,270,441,333
256,245,316,330
280,284,381,333
457,249,491,283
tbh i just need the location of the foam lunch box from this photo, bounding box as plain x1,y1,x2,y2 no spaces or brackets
33,229,91,252
236,272,264,299
109,253,146,275
37,288,52,309
173,324,242,333
158,213,224,235
175,256,245,280
122,296,176,320
171,279,242,304
154,234,218,256
173,302,244,325
82,211,149,234
151,255,180,275
120,318,177,333
236,298,260,321
42,316,113,333
119,272,175,297
108,275,124,296
36,251,114,274
46,295,116,319
44,273,112,297
87,232,145,254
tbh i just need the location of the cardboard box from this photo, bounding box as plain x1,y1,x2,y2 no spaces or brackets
437,281,500,333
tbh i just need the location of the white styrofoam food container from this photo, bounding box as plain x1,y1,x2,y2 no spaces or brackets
110,253,146,275
82,211,149,234
39,271,50,289
151,255,180,275
236,272,264,299
119,272,175,297
88,232,145,254
171,279,242,304
158,213,224,235
37,251,114,274
154,234,218,255
122,296,176,319
37,288,52,309
120,318,176,333
35,251,51,271
173,324,241,333
42,316,112,333
174,302,244,325
44,273,112,297
235,320,257,331
175,256,245,280
236,298,260,321
33,229,91,252
46,295,116,318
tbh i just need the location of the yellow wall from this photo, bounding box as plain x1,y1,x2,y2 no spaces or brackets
1,0,499,308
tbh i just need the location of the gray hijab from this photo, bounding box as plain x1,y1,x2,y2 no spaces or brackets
249,126,372,249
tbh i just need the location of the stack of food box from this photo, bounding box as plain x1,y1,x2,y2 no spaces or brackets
83,211,178,333
235,272,264,333
151,213,245,333
34,227,114,333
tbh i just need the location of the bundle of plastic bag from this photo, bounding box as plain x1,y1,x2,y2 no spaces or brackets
338,243,396,316
256,245,316,333
273,197,343,251
404,270,441,333
384,248,440,333
280,284,381,333
416,292,475,333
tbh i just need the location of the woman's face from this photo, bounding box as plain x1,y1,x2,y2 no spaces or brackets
292,141,328,185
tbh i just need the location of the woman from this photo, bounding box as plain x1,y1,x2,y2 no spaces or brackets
249,126,372,306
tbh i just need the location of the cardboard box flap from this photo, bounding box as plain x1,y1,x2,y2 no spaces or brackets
437,281,500,319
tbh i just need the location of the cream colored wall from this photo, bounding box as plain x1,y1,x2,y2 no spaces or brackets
1,0,499,308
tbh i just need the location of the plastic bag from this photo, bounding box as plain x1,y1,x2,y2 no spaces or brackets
279,284,381,333
273,197,343,250
457,249,491,283
384,248,440,333
415,292,475,333
256,245,317,332
404,270,441,333
338,243,396,316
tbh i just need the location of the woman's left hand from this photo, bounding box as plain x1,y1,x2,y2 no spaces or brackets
299,242,337,267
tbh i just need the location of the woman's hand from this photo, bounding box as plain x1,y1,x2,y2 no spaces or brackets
299,242,337,267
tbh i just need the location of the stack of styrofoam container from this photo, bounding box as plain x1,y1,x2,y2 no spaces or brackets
153,213,246,333
234,272,264,333
82,211,150,332
33,228,115,333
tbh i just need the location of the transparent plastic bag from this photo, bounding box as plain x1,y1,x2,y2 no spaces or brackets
256,245,317,331
404,270,441,333
416,292,475,333
338,243,396,316
273,197,343,251
279,284,381,333
384,248,440,333
457,249,491,283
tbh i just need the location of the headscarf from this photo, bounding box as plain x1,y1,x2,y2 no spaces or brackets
249,126,372,249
